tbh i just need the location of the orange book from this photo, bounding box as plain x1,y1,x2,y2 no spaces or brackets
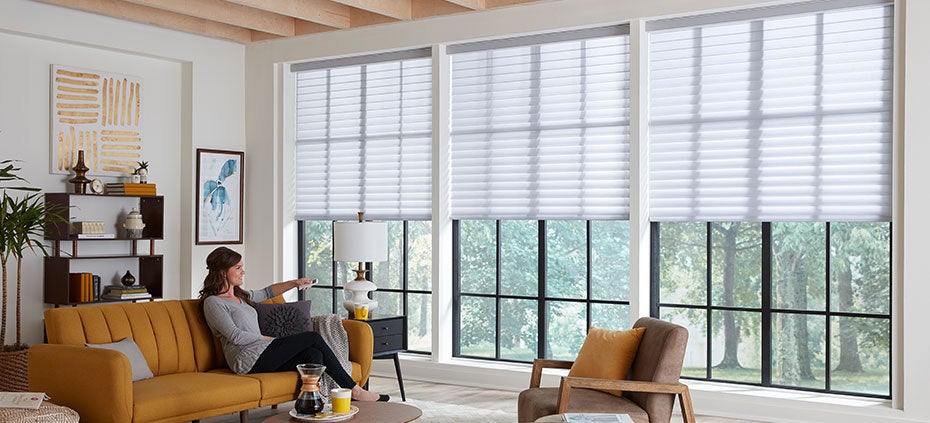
83,273,93,302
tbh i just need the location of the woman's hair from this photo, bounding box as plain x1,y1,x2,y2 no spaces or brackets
198,246,253,305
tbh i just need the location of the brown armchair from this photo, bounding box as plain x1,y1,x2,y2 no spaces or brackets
517,317,696,423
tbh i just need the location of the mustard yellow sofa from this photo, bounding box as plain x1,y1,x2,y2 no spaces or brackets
28,299,373,423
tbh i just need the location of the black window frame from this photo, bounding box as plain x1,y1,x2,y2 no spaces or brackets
651,221,893,399
452,219,632,363
297,220,433,355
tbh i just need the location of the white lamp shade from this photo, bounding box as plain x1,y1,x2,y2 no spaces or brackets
333,221,388,262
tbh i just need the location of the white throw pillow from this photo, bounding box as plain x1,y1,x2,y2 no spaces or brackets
85,337,154,381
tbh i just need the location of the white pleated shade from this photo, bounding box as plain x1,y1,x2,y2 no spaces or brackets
450,27,631,220
648,1,893,222
333,221,388,263
293,51,432,221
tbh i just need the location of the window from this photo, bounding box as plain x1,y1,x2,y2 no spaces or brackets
300,220,432,353
649,1,893,397
455,220,630,361
292,50,433,352
449,27,632,361
655,221,891,396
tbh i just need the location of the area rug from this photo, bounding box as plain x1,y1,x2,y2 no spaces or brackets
404,398,516,423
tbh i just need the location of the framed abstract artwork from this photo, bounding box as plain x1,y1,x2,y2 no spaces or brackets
196,149,244,244
50,64,144,177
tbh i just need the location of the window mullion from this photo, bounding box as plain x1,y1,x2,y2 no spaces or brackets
452,220,461,358
538,220,547,359
762,222,772,386
495,220,502,360
706,222,713,380
825,222,832,392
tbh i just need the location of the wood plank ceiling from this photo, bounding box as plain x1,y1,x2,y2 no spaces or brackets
31,0,549,44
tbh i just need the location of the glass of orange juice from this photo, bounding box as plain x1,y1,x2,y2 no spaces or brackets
330,388,351,413
353,302,369,320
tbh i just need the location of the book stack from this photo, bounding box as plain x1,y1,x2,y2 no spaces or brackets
68,273,99,303
102,285,151,301
106,183,157,196
77,233,116,239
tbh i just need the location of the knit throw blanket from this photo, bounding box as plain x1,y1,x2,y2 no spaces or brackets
311,313,352,395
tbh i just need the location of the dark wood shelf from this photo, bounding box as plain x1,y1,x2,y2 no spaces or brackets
43,193,165,306
61,193,161,198
60,236,163,241
53,254,164,260
52,297,162,308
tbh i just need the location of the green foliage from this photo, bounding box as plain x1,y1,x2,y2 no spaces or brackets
0,160,67,349
458,219,630,360
658,221,891,396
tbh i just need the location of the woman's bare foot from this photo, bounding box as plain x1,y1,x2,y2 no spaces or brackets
351,385,380,401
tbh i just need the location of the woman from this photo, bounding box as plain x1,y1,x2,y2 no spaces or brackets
199,246,387,402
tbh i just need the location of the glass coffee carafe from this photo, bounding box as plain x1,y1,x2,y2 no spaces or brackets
295,363,326,415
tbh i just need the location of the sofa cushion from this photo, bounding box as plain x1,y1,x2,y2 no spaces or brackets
212,368,299,406
569,326,645,396
517,387,649,423
86,338,154,381
132,372,260,422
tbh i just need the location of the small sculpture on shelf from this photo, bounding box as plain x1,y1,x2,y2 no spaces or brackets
121,270,136,287
123,208,145,238
68,150,92,194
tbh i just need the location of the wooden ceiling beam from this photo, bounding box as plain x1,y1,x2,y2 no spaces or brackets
32,0,253,43
223,0,350,29
333,0,412,21
121,0,296,36
294,20,340,36
487,0,542,7
412,0,474,19
439,0,486,10
349,7,400,27
249,30,285,42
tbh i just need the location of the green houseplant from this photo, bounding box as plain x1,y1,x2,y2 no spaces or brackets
0,159,66,391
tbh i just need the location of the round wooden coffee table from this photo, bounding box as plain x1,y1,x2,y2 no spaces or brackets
262,401,422,423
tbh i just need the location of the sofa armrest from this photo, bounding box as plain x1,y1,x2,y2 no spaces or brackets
342,319,373,386
29,344,134,423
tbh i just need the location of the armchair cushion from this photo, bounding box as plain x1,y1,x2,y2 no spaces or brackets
568,326,645,396
255,301,313,338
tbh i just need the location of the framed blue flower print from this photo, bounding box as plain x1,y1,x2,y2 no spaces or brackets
196,148,244,244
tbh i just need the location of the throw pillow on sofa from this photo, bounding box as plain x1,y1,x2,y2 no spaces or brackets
255,300,313,338
568,326,645,396
85,337,154,381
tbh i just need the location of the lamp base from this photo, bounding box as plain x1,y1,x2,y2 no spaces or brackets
342,269,378,317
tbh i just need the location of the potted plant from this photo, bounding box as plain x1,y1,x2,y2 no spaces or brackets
0,159,66,392
135,161,149,183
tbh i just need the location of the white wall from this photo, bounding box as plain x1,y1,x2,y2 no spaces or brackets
0,0,245,345
244,0,929,422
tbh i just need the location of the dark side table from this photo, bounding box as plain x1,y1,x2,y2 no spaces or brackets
357,315,407,401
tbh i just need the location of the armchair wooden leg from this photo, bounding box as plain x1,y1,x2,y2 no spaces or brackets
678,386,696,423
239,410,248,423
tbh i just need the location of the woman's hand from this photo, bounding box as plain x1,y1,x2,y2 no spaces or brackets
294,278,317,290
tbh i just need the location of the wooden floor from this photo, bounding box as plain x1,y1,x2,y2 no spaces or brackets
201,375,761,423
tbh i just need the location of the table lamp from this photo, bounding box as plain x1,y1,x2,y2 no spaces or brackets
333,212,388,317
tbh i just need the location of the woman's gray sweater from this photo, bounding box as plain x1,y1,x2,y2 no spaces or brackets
202,286,275,374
